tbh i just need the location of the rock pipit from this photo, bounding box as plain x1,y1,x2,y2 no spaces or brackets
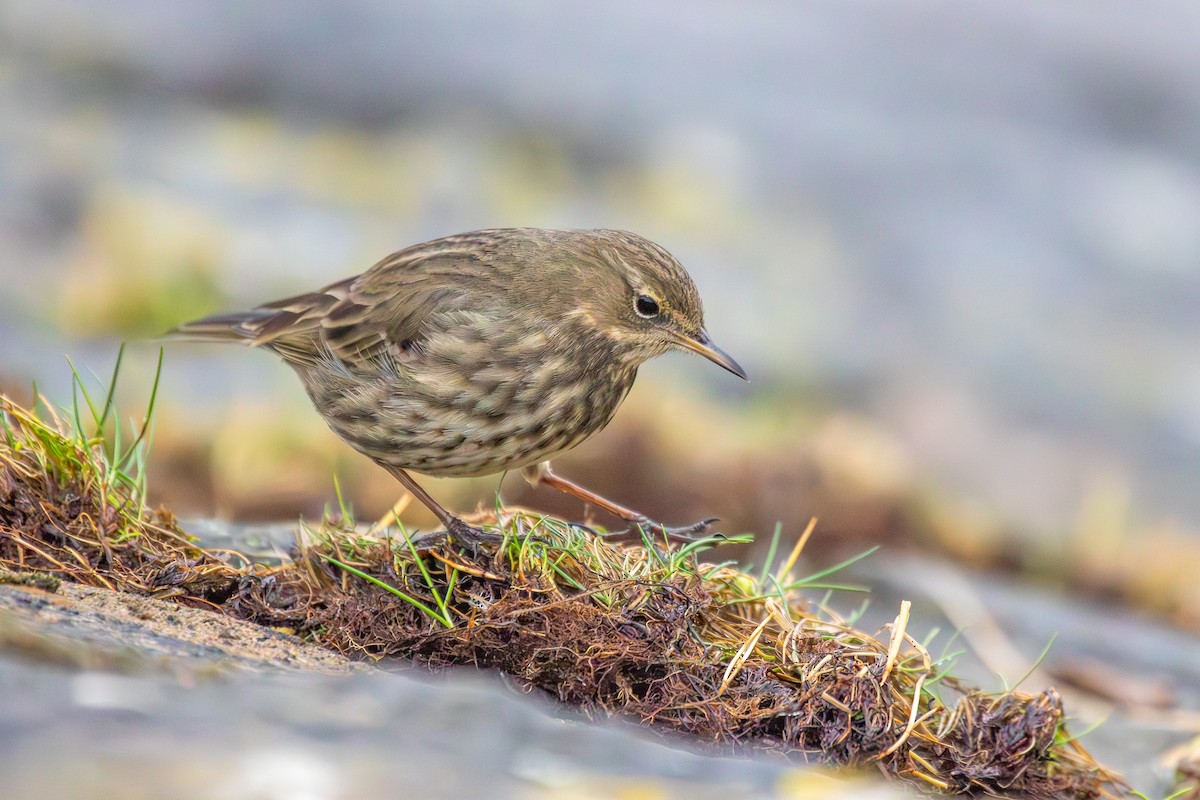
172,228,746,546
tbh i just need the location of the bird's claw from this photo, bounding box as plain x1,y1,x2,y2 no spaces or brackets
430,515,723,554
605,515,721,542
445,518,506,555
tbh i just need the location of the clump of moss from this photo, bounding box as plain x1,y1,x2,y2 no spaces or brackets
215,514,1114,796
0,374,1121,798
0,568,61,591
0,354,236,604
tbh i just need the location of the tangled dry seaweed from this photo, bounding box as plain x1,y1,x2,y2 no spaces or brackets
0,389,1122,798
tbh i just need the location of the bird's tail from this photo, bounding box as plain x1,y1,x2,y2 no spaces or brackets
166,284,351,365
166,309,282,345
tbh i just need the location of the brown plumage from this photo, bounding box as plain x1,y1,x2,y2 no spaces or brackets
172,227,746,546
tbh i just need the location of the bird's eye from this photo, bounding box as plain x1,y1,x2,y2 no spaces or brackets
635,294,661,318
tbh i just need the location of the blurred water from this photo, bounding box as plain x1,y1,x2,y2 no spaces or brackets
3,0,1200,539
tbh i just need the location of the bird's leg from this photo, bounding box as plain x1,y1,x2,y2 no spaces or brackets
380,464,504,551
522,462,718,541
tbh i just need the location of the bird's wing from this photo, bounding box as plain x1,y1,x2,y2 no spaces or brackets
174,231,516,369
269,238,490,369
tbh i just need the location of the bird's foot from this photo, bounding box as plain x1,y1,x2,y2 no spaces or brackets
604,515,722,543
444,517,506,555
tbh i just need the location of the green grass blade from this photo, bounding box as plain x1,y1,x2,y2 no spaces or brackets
757,522,783,587
322,555,451,628
397,529,448,613
1007,631,1058,692
67,362,88,446
98,343,126,430
114,346,163,473
331,474,354,525
786,545,880,589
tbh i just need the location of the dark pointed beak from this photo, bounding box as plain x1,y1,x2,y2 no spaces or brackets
675,329,748,381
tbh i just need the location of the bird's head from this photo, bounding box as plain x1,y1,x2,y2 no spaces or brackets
553,229,748,381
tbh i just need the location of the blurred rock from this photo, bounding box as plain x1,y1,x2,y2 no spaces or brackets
0,572,888,800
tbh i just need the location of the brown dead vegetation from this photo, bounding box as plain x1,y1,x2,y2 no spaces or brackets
0,390,1122,798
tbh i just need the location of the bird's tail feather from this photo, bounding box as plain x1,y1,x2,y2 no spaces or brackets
166,309,282,345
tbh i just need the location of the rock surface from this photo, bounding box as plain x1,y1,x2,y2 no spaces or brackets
3,520,1197,797
0,554,894,800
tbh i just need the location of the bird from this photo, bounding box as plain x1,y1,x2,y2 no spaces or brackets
170,227,747,548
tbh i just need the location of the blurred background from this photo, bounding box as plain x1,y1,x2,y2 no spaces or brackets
4,0,1200,628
